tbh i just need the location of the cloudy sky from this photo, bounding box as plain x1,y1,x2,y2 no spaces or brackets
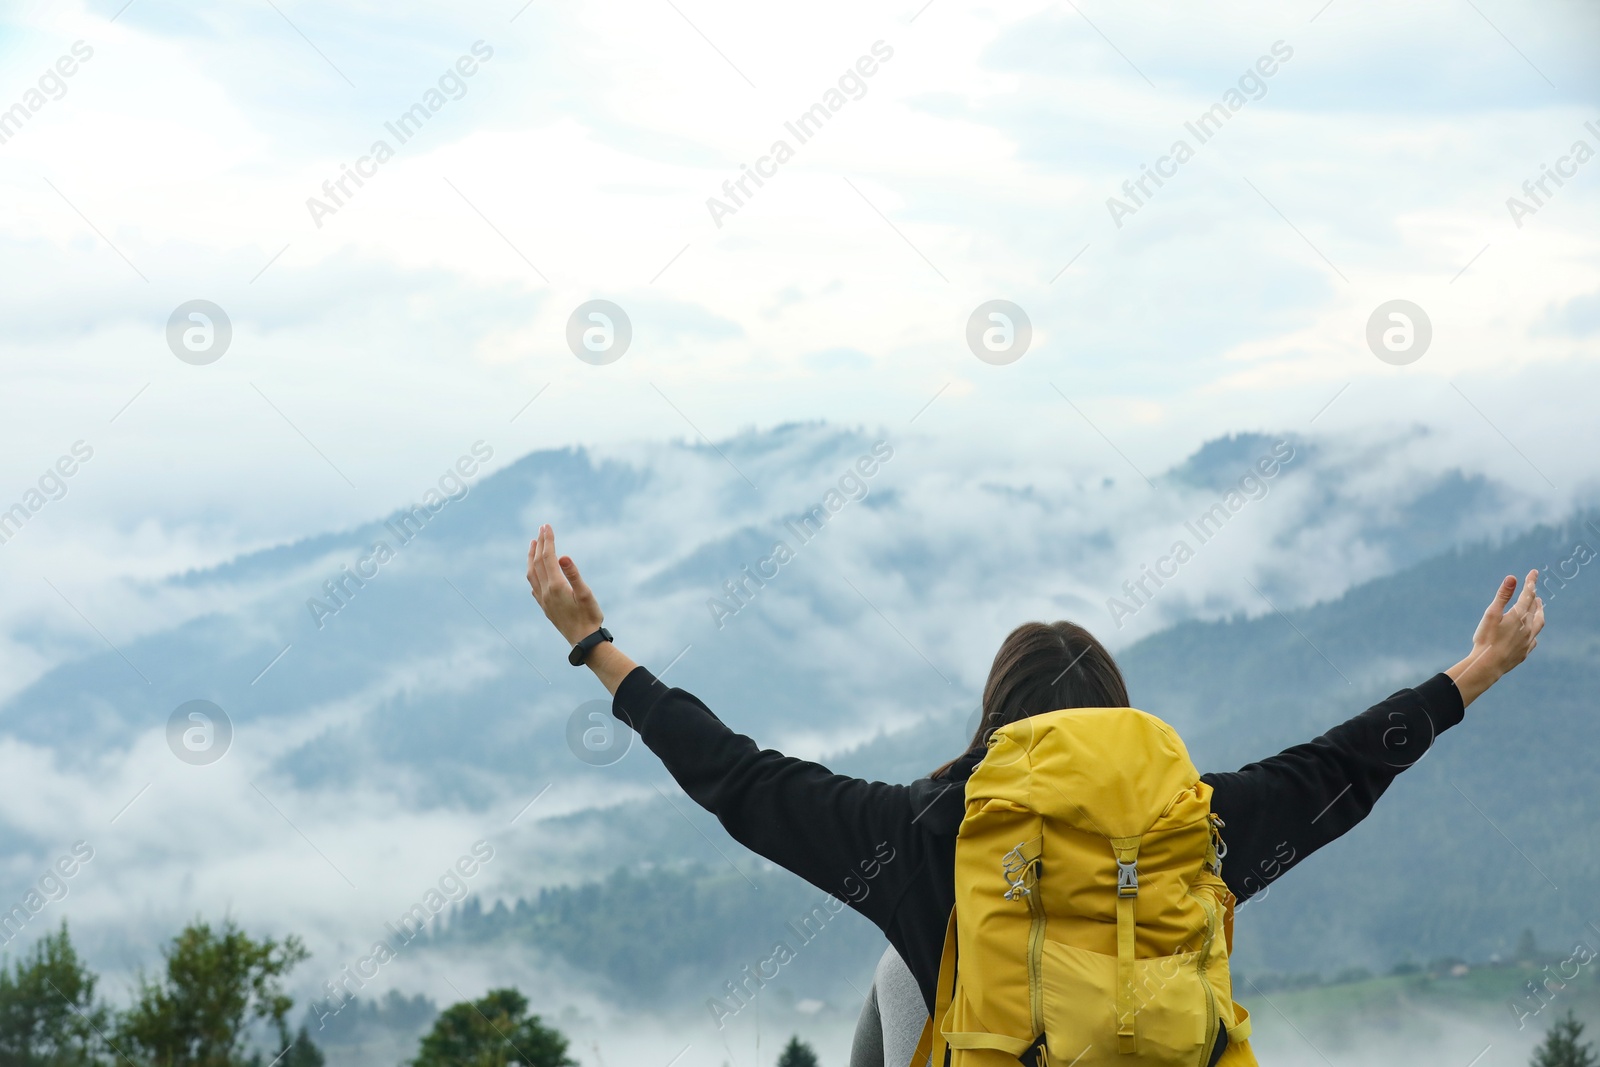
1,0,1595,563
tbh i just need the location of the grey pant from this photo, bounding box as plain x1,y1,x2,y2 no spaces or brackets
849,944,932,1067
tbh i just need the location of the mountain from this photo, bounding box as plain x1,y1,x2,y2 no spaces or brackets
0,421,1587,1020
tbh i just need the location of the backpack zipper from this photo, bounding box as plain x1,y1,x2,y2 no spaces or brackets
1025,861,1046,1038
1197,983,1220,1066
1195,895,1221,1065
1003,843,1047,1038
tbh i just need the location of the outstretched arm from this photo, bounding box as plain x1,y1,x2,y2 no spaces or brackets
1206,571,1545,903
525,525,918,926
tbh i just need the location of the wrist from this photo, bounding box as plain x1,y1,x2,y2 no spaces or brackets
562,620,605,645
1466,645,1506,683
566,624,612,666
1447,647,1503,707
584,640,638,696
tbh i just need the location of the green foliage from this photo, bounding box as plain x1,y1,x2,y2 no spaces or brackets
409,988,574,1067
776,1035,820,1067
0,922,108,1067
0,924,583,1067
1532,1012,1599,1067
116,919,308,1067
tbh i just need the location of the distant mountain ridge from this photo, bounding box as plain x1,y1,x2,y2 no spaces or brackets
0,421,1582,1011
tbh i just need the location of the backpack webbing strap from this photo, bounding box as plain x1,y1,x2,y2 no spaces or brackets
911,1016,934,1067
945,1033,1034,1054
1112,838,1142,1055
926,906,958,1067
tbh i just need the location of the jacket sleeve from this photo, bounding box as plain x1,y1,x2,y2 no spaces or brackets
1202,672,1465,902
612,665,916,928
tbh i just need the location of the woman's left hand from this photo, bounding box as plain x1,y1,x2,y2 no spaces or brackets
526,524,604,645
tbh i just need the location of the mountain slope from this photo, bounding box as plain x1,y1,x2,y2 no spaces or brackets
0,422,1582,1010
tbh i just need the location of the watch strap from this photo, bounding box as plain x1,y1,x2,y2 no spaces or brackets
568,626,613,666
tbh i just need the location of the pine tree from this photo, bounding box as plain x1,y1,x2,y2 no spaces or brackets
282,1025,325,1067
1532,1011,1599,1067
776,1035,820,1067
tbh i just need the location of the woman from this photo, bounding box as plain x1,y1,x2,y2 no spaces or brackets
524,525,1544,1037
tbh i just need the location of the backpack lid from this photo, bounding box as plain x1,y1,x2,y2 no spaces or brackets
969,707,1203,839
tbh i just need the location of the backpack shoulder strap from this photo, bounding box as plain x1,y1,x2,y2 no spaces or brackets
910,1016,933,1067
924,907,956,1067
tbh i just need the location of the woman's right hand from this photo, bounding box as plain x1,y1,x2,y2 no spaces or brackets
1447,570,1545,708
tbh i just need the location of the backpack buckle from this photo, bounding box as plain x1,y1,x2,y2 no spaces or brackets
1208,813,1228,876
1117,859,1139,897
1002,843,1036,900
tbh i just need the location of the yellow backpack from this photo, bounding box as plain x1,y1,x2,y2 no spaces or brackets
913,707,1257,1067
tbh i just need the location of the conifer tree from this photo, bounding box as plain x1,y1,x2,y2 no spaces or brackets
1532,1011,1599,1067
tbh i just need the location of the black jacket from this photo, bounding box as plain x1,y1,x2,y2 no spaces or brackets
612,667,1464,1013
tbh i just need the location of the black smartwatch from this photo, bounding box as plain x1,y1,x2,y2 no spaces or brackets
568,626,613,666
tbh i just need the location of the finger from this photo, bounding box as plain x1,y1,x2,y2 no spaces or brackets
1490,574,1517,613
533,526,550,591
1531,595,1546,636
1514,569,1539,613
559,555,593,600
539,525,571,593
531,537,550,598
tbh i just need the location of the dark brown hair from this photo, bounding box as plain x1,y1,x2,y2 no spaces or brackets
930,621,1129,779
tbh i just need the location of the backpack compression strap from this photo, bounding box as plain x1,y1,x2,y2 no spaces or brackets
1113,837,1142,1055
